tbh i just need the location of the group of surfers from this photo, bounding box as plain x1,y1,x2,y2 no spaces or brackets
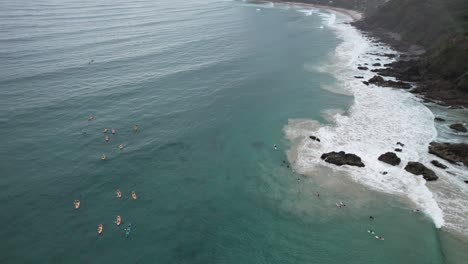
77,117,141,235
100,123,138,159
74,190,137,235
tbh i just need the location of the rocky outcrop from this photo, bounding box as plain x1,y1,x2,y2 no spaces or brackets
309,136,320,142
428,142,468,166
395,148,402,152
372,63,381,66
431,160,447,169
354,76,364,79
434,117,445,122
358,66,369,70
449,123,467,132
321,151,365,167
378,152,401,166
404,162,438,181
367,75,412,89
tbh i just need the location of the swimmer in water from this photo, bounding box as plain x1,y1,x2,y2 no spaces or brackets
101,154,106,160
97,224,103,235
88,116,94,121
131,191,137,200
116,189,122,198
367,229,375,234
369,216,374,220
74,200,80,209
105,135,109,142
316,192,320,198
103,128,108,134
375,236,384,240
115,215,121,226
133,124,139,132
111,128,116,135
118,144,123,151
274,145,278,150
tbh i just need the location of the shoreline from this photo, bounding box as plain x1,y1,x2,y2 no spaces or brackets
275,2,468,237
249,0,363,21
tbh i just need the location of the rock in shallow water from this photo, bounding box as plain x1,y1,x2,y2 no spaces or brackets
404,162,438,181
321,151,365,167
431,160,447,169
449,123,467,132
428,142,468,166
378,152,401,166
367,75,412,89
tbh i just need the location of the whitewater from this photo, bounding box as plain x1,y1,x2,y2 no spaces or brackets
284,6,468,234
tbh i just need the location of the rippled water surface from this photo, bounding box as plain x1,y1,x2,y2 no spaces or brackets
0,0,452,263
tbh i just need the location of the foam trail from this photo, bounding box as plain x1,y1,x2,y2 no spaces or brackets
285,10,446,228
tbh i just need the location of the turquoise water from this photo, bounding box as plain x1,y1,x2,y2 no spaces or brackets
0,0,447,263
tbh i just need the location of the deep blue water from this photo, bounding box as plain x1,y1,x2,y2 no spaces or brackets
0,0,445,263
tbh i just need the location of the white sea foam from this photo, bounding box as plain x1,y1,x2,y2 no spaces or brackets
297,9,316,16
286,10,452,228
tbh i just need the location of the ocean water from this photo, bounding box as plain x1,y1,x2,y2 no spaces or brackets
0,0,465,263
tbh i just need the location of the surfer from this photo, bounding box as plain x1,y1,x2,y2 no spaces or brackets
133,124,139,132
101,154,107,160
74,200,80,209
105,135,109,142
116,215,121,226
116,189,122,198
111,128,116,135
103,128,108,134
125,223,131,237
316,192,320,198
131,191,137,200
88,116,94,121
97,224,103,235
274,144,278,150
375,236,385,240
367,229,375,234
369,216,374,220
118,144,123,151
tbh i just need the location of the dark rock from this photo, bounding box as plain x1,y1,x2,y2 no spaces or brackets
404,162,438,181
382,171,388,175
362,81,370,86
449,123,467,132
372,63,381,66
428,142,468,166
358,66,369,70
395,148,402,152
354,76,364,79
370,60,422,82
397,142,405,147
321,151,365,167
376,58,381,61
309,136,320,142
465,181,468,184
364,63,369,65
367,75,412,89
434,117,445,122
378,152,401,166
431,160,447,169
